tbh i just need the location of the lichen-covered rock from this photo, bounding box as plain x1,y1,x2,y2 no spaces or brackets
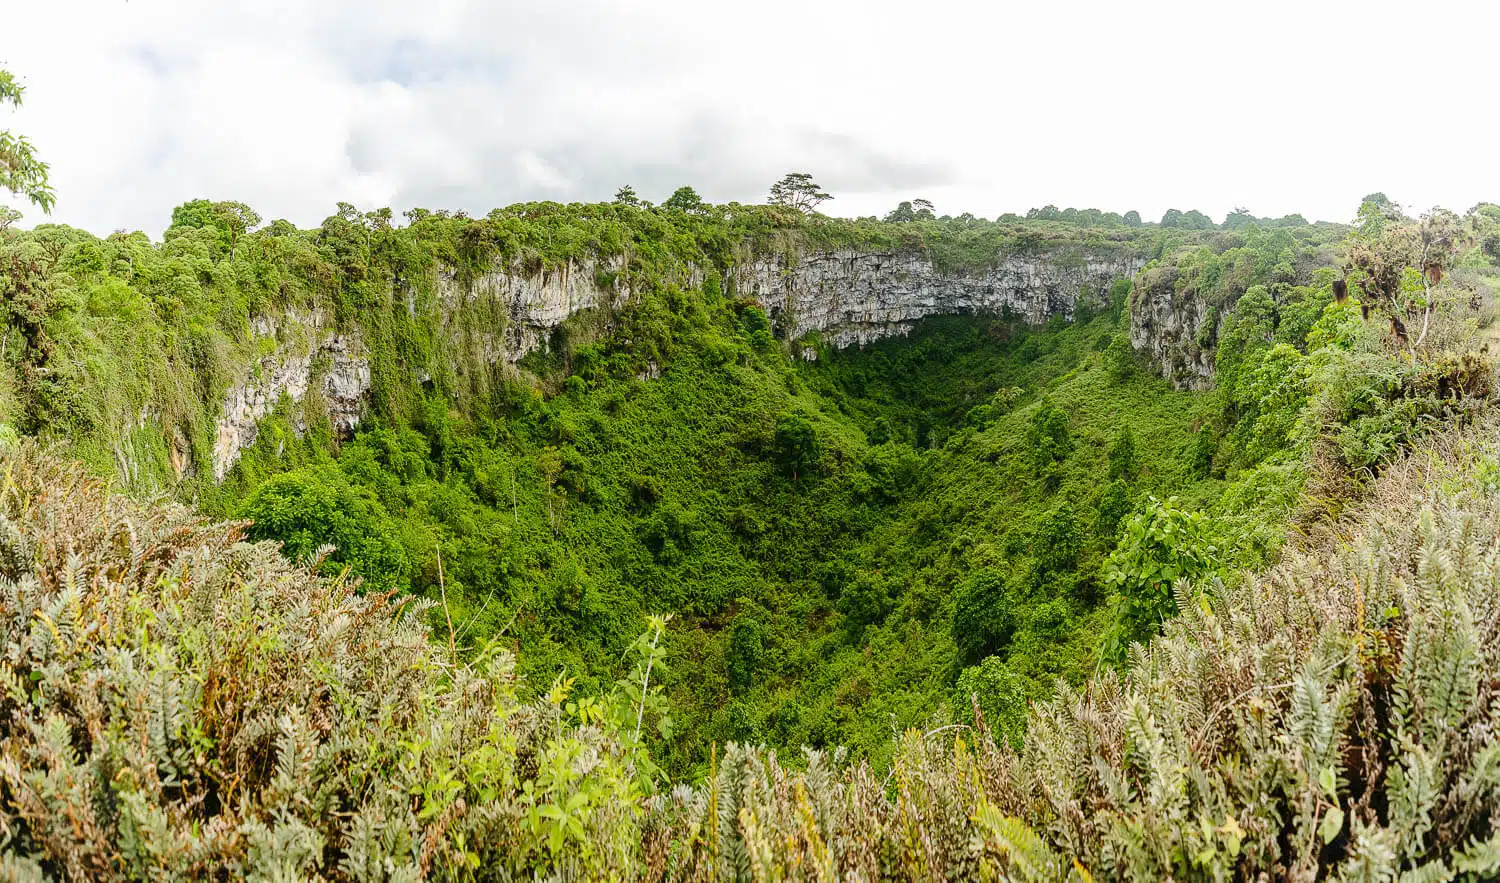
432,253,633,361
212,327,370,479
213,256,632,476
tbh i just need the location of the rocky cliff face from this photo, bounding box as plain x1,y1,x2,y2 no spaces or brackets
211,257,630,478
212,311,369,479
735,248,1145,349
1128,264,1220,390
212,246,1144,475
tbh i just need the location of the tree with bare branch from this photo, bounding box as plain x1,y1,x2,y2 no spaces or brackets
1342,207,1465,357
768,172,832,213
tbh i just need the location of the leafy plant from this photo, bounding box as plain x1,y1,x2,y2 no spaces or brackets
1104,495,1219,652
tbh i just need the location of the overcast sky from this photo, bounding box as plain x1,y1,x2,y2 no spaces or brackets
4,1,1497,235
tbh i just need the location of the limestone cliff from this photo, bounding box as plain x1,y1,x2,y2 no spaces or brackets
212,257,631,478
212,311,370,479
735,248,1146,348
212,245,1143,475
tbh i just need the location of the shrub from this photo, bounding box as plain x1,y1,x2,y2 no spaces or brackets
1103,495,1218,653
772,413,822,479
238,464,409,591
1107,424,1138,480
952,568,1018,665
1025,396,1072,475
727,615,769,693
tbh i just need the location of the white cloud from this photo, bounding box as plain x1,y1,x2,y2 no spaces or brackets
3,0,1498,235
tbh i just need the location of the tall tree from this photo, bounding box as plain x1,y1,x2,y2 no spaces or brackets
884,199,935,223
614,185,643,207
768,172,831,213
1223,207,1257,229
662,186,704,213
0,68,54,212
884,201,916,222
1108,424,1138,480
216,201,261,259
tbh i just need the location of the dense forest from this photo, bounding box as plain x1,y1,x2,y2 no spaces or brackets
11,56,1500,880
0,192,1405,770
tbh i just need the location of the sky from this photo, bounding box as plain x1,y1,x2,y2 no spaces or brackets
3,0,1498,235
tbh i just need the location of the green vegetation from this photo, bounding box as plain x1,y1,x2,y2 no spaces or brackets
2,186,1496,781
0,187,1164,771
0,69,53,214
8,384,1500,878
9,60,1500,873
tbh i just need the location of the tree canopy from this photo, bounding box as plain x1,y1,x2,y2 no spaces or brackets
768,172,832,213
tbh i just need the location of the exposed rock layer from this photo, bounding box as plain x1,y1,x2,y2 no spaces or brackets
1128,265,1219,390
736,248,1146,348
212,317,370,479
213,247,1145,475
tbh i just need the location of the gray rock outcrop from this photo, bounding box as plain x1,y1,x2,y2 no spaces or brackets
736,248,1145,348
1127,265,1220,390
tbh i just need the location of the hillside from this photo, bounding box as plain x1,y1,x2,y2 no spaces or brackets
3,194,1500,878
4,355,1500,879
0,203,1351,765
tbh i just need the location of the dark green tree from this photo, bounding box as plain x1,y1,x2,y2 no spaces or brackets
773,414,822,479
166,200,262,259
316,202,374,282
1181,209,1215,230
1104,496,1218,654
727,615,768,694
239,465,409,591
1026,397,1072,474
1215,285,1278,397
1108,424,1138,480
951,568,1017,665
613,185,642,207
1094,479,1133,539
1189,428,1217,479
663,186,703,213
1034,503,1082,577
838,573,894,632
768,172,831,213
741,305,774,350
884,201,916,223
1223,207,1257,229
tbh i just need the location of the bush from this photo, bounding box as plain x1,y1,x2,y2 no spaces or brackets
727,615,769,693
773,413,822,479
0,445,661,878
1104,332,1138,381
839,572,894,632
1103,495,1219,653
1107,424,1138,480
1025,396,1072,475
951,568,1018,665
238,464,409,591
